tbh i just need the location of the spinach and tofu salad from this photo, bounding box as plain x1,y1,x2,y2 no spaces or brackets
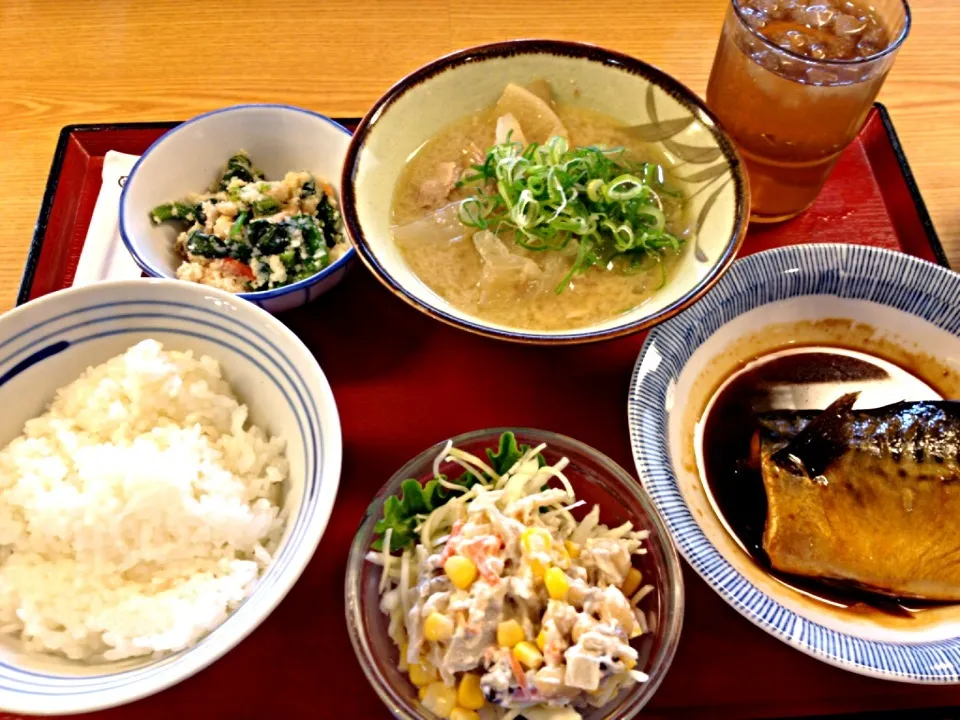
367,432,655,720
150,151,348,293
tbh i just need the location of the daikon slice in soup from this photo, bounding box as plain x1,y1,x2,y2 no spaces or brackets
390,81,689,332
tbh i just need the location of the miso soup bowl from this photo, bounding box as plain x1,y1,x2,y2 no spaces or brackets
119,104,355,314
341,40,750,344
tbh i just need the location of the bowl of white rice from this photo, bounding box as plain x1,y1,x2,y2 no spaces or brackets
0,279,341,714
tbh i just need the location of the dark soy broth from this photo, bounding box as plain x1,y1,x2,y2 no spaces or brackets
697,346,943,615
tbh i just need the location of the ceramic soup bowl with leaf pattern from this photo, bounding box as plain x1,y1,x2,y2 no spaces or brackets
341,40,750,344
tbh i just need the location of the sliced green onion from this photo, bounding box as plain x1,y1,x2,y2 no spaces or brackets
603,174,646,202
635,205,666,233
229,211,248,240
456,134,685,293
458,198,487,229
511,189,540,229
586,179,604,203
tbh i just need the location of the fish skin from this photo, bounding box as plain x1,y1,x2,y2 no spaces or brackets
758,395,960,601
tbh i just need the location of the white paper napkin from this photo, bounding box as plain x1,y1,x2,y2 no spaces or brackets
72,151,144,287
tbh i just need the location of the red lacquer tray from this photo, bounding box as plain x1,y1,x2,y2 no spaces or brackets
12,105,956,720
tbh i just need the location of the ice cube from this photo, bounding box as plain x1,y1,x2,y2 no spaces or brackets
856,40,881,58
861,22,888,47
836,65,868,84
754,0,783,20
752,49,782,73
805,67,840,85
784,28,808,53
826,34,856,59
785,5,809,23
778,58,807,81
805,5,835,28
740,6,768,30
834,13,867,35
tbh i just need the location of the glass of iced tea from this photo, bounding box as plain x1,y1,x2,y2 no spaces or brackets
707,0,911,223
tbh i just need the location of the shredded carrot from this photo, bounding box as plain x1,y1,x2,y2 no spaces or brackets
478,566,501,585
460,536,502,584
439,521,465,562
460,537,499,564
510,652,528,691
221,258,254,280
544,642,563,666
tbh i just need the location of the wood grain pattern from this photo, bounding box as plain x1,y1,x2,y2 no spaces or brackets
0,0,957,315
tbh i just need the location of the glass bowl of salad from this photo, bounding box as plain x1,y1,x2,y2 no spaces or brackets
345,428,684,720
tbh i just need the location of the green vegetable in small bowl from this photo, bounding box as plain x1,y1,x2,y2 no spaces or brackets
150,151,348,293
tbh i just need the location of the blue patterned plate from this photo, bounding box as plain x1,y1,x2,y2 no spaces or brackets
628,244,960,683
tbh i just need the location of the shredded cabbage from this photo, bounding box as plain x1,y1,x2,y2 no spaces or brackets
369,436,655,718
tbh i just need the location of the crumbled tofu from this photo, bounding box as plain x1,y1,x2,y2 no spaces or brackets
266,182,291,203
267,255,288,285
239,184,264,203
213,215,233,239
215,200,239,217
301,195,319,215
201,200,218,232
563,651,602,691
176,259,249,293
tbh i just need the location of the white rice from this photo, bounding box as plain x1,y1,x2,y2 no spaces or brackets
0,339,287,661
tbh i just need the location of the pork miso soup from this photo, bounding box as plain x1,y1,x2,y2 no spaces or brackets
390,81,690,331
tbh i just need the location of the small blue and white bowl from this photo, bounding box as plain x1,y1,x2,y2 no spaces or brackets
0,279,342,714
629,243,960,683
119,104,354,314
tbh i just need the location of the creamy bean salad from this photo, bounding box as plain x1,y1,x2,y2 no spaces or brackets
367,433,654,720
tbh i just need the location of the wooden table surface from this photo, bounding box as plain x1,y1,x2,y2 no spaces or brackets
1,1,960,718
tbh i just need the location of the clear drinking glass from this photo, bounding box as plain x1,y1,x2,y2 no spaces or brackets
706,0,911,223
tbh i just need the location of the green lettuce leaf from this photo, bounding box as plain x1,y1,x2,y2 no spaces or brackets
371,432,544,553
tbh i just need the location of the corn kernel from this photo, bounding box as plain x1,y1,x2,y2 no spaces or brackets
450,709,480,720
512,641,544,670
529,558,547,579
422,681,458,719
521,528,553,580
399,641,409,670
419,685,430,701
520,527,552,555
409,660,437,687
544,567,569,600
564,540,581,559
624,657,637,670
536,630,547,651
457,673,486,710
497,619,525,648
444,555,478,590
621,567,643,597
424,612,455,642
